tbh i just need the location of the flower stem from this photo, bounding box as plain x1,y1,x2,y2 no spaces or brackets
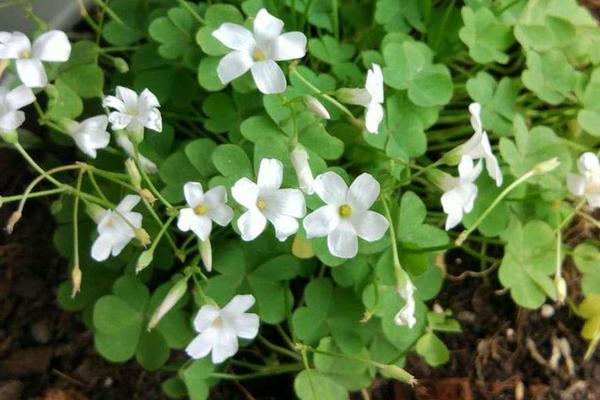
211,363,303,380
257,335,301,361
382,198,411,292
133,144,173,209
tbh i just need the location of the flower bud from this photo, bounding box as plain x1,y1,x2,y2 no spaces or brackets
533,157,560,175
555,276,567,304
147,278,188,331
139,188,156,204
0,130,19,144
71,265,82,298
289,147,315,195
378,364,417,386
5,211,21,234
125,158,142,188
304,96,330,120
136,249,154,273
200,239,212,272
85,203,105,223
113,57,129,73
135,228,151,247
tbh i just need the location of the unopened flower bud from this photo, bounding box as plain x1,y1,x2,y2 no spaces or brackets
5,211,22,233
113,57,129,73
304,96,330,120
533,157,560,175
289,147,315,195
135,228,151,247
147,278,188,331
125,158,142,188
139,188,156,204
555,276,567,304
200,239,212,272
85,203,105,223
71,265,82,298
136,249,154,273
378,364,417,386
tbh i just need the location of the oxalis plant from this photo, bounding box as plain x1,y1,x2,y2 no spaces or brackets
2,0,600,398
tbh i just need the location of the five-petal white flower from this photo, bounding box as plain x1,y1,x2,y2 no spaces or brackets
103,86,162,134
337,64,384,134
212,8,307,94
177,182,234,241
185,294,260,364
232,158,306,241
65,115,110,158
453,103,502,186
0,30,71,88
567,152,600,208
440,156,483,230
0,84,35,137
91,195,143,262
303,172,389,259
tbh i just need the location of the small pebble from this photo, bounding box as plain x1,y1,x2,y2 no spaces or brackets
541,304,555,318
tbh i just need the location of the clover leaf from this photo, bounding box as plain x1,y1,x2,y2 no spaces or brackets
397,191,449,250
573,243,600,295
459,6,514,64
149,4,202,60
309,35,355,65
521,50,579,105
294,369,348,400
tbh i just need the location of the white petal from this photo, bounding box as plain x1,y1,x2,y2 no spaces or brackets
313,171,348,206
567,173,586,197
0,31,30,59
108,111,132,131
102,95,126,113
0,110,24,131
303,205,339,238
183,182,204,207
469,102,482,134
91,234,112,261
193,304,221,332
347,173,380,210
139,154,158,174
231,313,259,339
253,8,284,47
216,50,253,84
204,185,227,206
145,108,162,132
338,88,371,107
186,328,217,359
268,214,299,241
587,193,600,209
485,155,503,186
212,23,255,51
207,204,234,227
211,327,239,364
117,194,141,213
139,88,160,109
237,209,267,241
365,64,384,103
223,294,255,315
352,210,388,241
177,208,196,232
16,58,47,87
110,235,132,257
231,177,259,209
365,101,384,133
290,148,316,194
32,30,71,62
6,85,35,110
264,189,306,218
79,115,108,133
191,215,212,241
327,223,358,259
257,158,283,191
250,60,286,94
115,86,139,111
271,32,307,61
441,190,465,230
579,152,600,173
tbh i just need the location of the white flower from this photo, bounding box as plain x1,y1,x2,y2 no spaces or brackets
66,115,110,158
232,158,306,241
91,195,143,261
185,294,260,364
0,84,35,135
567,152,600,208
440,156,483,230
454,103,502,186
102,86,162,134
304,96,330,120
394,282,416,329
212,8,307,94
177,182,234,242
0,30,71,88
337,64,384,133
289,147,315,195
303,172,389,258
115,133,158,174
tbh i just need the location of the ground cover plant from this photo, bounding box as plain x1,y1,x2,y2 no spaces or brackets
2,0,600,398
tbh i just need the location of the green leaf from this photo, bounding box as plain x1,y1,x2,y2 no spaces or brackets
196,4,244,56
46,80,83,120
498,220,558,309
93,295,141,335
183,359,214,400
294,370,348,400
459,6,514,64
185,138,218,178
416,332,450,366
136,329,170,371
397,192,449,250
198,56,226,91
521,50,578,105
308,36,355,65
212,144,252,179
149,5,201,60
573,243,600,295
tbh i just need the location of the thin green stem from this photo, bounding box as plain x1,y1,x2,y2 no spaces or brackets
257,335,301,361
133,144,173,209
0,188,66,203
211,363,303,380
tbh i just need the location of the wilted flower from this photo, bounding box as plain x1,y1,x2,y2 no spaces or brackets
336,64,384,133
567,152,600,208
103,86,162,136
232,159,305,241
212,8,307,94
0,30,71,87
186,294,260,364
91,195,143,261
289,146,315,195
65,115,110,158
440,156,482,230
303,172,388,258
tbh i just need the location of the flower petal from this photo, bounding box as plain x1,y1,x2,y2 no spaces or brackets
108,111,132,131
6,85,35,110
177,208,196,232
250,60,286,94
231,177,259,209
441,190,465,230
16,58,47,87
183,182,204,207
145,108,162,132
216,50,253,84
193,304,221,332
264,188,306,218
257,158,283,191
139,88,160,109
327,223,358,259
116,194,141,213
115,86,139,111
253,9,284,47
191,215,212,241
232,313,259,339
237,209,267,241
268,214,299,241
347,173,380,210
0,110,24,131
223,294,256,315
212,23,255,51
186,328,217,359
352,210,388,241
91,234,112,261
313,171,348,206
207,204,234,227
587,193,600,209
567,173,586,197
365,101,384,134
271,32,307,61
211,327,239,363
32,30,71,61
365,64,384,103
303,205,339,238
102,95,126,113
0,31,30,59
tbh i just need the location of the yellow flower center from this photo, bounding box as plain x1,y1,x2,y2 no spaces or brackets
253,48,267,61
339,204,352,218
19,50,31,59
212,315,224,327
194,204,208,215
257,199,267,210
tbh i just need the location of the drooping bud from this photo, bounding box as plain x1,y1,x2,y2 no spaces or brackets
147,278,188,331
113,57,129,73
304,96,330,120
125,158,142,188
200,239,212,272
139,188,156,204
71,264,82,298
5,211,22,233
136,249,154,273
135,228,151,247
377,364,417,386
555,276,567,304
533,157,560,176
289,146,315,195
